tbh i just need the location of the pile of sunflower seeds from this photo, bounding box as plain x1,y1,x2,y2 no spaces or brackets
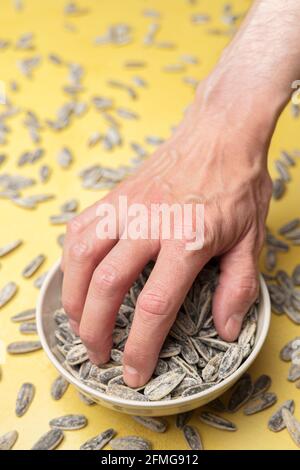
51,261,258,402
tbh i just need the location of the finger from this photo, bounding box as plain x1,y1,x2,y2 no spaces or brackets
79,239,155,364
61,196,113,271
61,217,118,332
212,240,259,342
123,245,208,388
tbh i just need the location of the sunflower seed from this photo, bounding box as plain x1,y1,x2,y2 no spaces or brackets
228,374,253,412
133,416,167,433
15,382,35,417
268,400,295,432
208,398,227,412
106,384,147,401
198,412,237,431
0,430,18,450
19,321,37,334
272,178,286,200
57,147,73,168
219,345,243,379
34,271,48,289
31,429,64,450
144,369,186,401
60,199,78,213
11,308,35,323
183,425,203,450
49,212,75,224
252,374,272,398
80,428,116,450
51,375,69,400
110,436,151,451
66,344,88,365
0,239,22,257
181,383,212,397
22,254,45,278
282,408,300,448
0,282,18,308
49,414,87,430
176,411,193,429
244,392,277,415
288,364,300,382
78,392,95,406
7,341,42,354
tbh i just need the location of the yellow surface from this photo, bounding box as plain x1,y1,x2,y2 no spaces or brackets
0,0,299,450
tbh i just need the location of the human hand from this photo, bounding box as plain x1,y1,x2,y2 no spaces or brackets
61,80,273,388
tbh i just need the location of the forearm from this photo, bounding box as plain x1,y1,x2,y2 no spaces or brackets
195,0,300,149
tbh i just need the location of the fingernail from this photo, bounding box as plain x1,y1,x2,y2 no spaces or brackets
225,313,244,341
124,365,142,388
69,319,79,335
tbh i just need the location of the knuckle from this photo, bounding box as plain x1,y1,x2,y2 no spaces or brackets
67,217,83,235
235,277,258,303
69,240,92,263
62,296,81,319
137,288,168,317
93,263,123,295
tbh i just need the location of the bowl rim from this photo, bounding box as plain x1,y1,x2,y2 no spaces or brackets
36,259,271,410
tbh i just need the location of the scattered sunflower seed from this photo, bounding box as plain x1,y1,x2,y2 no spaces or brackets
0,430,18,450
110,436,151,451
244,392,277,415
132,416,167,433
7,340,42,354
51,375,69,400
198,412,237,431
268,400,295,432
22,254,45,278
183,425,203,450
31,429,64,450
49,414,87,430
80,428,116,450
15,382,35,417
11,308,35,322
0,282,18,308
282,408,300,448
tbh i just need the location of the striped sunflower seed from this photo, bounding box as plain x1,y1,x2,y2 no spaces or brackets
183,425,203,450
198,412,237,431
106,384,147,401
244,392,277,415
51,375,69,400
282,408,300,448
252,374,272,398
16,382,35,417
11,308,35,322
228,373,253,412
80,428,116,450
0,282,18,308
144,369,186,401
31,429,64,450
268,400,295,432
22,254,45,278
132,416,167,433
110,436,151,451
0,239,22,257
0,430,18,450
7,341,42,354
49,414,87,430
19,321,37,334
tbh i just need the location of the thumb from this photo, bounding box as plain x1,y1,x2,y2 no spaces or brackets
212,242,259,342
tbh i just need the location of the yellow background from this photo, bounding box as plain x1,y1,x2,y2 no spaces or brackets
0,0,299,450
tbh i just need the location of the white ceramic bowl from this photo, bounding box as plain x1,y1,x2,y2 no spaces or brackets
36,259,271,417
